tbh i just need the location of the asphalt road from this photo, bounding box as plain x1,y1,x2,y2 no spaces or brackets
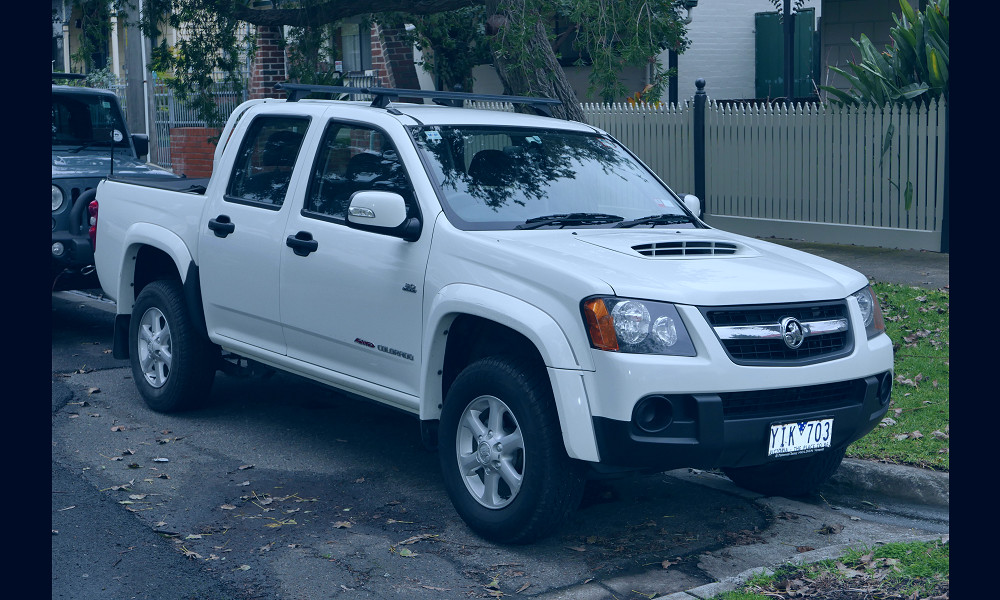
51,290,946,600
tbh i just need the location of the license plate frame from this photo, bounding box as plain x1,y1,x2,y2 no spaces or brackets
768,418,833,457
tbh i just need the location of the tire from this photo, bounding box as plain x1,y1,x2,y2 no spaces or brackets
129,279,216,412
722,446,846,497
438,355,585,544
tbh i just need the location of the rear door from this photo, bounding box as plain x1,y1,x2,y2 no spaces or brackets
199,114,311,354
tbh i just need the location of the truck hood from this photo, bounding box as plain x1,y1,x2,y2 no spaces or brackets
486,228,869,306
52,153,178,179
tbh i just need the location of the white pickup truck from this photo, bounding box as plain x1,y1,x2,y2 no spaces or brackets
93,84,894,544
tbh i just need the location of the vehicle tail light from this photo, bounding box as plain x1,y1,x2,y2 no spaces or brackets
88,200,99,250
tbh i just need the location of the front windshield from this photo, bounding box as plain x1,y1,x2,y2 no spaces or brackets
52,92,129,152
411,125,697,230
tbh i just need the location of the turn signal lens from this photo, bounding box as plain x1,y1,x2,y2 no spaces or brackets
582,298,619,351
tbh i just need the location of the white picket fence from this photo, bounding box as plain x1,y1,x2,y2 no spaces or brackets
470,99,948,251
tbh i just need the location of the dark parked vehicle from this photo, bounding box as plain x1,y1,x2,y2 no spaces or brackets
51,73,179,291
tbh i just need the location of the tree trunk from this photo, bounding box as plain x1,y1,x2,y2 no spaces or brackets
484,0,586,122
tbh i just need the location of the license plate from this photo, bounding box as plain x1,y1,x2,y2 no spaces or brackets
768,418,833,457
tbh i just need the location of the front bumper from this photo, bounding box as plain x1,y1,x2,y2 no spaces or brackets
591,372,891,470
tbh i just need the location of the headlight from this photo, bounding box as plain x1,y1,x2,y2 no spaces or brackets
52,185,65,212
582,297,696,355
852,286,886,339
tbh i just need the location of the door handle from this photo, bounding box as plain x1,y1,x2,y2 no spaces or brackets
285,231,319,257
208,215,235,238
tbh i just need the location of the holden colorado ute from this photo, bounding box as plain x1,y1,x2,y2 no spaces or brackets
92,84,894,544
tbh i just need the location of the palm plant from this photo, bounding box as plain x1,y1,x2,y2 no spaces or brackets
821,0,948,106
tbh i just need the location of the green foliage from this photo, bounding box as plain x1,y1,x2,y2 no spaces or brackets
821,0,948,106
135,0,251,127
70,0,113,72
564,0,688,102
380,7,492,93
283,23,344,86
720,540,949,600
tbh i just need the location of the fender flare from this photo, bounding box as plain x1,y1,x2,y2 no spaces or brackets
419,284,600,461
115,223,194,315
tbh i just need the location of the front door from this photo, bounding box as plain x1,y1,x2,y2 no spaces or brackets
279,121,430,397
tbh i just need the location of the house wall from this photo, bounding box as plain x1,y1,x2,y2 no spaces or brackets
820,0,897,93
670,0,823,103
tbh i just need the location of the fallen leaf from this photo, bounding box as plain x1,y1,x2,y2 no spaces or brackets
398,534,437,545
238,464,254,470
128,494,147,500
235,565,250,571
421,585,451,591
87,387,100,395
111,426,126,432
153,458,169,463
333,521,352,529
566,546,586,552
221,504,237,510
661,559,676,569
818,523,843,535
796,546,815,552
398,548,418,557
516,582,530,593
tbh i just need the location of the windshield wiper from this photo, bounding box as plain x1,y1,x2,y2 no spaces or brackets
515,213,624,230
68,141,114,153
614,214,697,228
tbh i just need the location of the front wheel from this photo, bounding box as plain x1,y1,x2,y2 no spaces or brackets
722,447,846,497
438,356,585,544
129,279,216,412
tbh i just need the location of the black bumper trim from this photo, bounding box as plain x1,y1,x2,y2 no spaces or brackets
592,374,888,470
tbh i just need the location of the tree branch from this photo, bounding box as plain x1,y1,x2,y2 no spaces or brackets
231,0,482,27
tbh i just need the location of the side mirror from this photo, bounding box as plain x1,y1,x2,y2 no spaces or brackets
346,191,421,242
682,194,702,219
132,134,149,159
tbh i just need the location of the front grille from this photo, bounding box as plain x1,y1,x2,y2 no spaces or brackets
721,378,866,419
702,301,853,365
633,240,738,257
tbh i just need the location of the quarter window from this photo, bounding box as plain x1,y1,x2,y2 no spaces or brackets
226,116,310,207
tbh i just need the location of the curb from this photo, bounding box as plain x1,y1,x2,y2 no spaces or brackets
824,458,949,508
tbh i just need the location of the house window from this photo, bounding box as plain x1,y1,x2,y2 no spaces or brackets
338,20,371,74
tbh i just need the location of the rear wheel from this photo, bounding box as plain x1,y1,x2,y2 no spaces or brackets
438,355,585,544
129,279,216,412
722,447,846,497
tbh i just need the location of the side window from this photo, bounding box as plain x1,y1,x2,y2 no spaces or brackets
226,116,310,207
305,122,416,221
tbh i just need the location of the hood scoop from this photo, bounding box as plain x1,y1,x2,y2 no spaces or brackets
632,240,741,257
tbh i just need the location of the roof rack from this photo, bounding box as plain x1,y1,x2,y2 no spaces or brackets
52,72,87,81
273,83,562,117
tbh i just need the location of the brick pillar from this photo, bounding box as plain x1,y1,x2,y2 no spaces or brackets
249,25,287,99
369,22,392,88
380,26,421,91
169,127,221,178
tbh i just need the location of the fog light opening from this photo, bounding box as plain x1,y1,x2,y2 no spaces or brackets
634,396,674,434
878,372,893,406
52,242,65,257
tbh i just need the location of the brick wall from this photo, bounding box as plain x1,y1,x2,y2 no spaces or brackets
169,127,221,178
250,25,287,100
